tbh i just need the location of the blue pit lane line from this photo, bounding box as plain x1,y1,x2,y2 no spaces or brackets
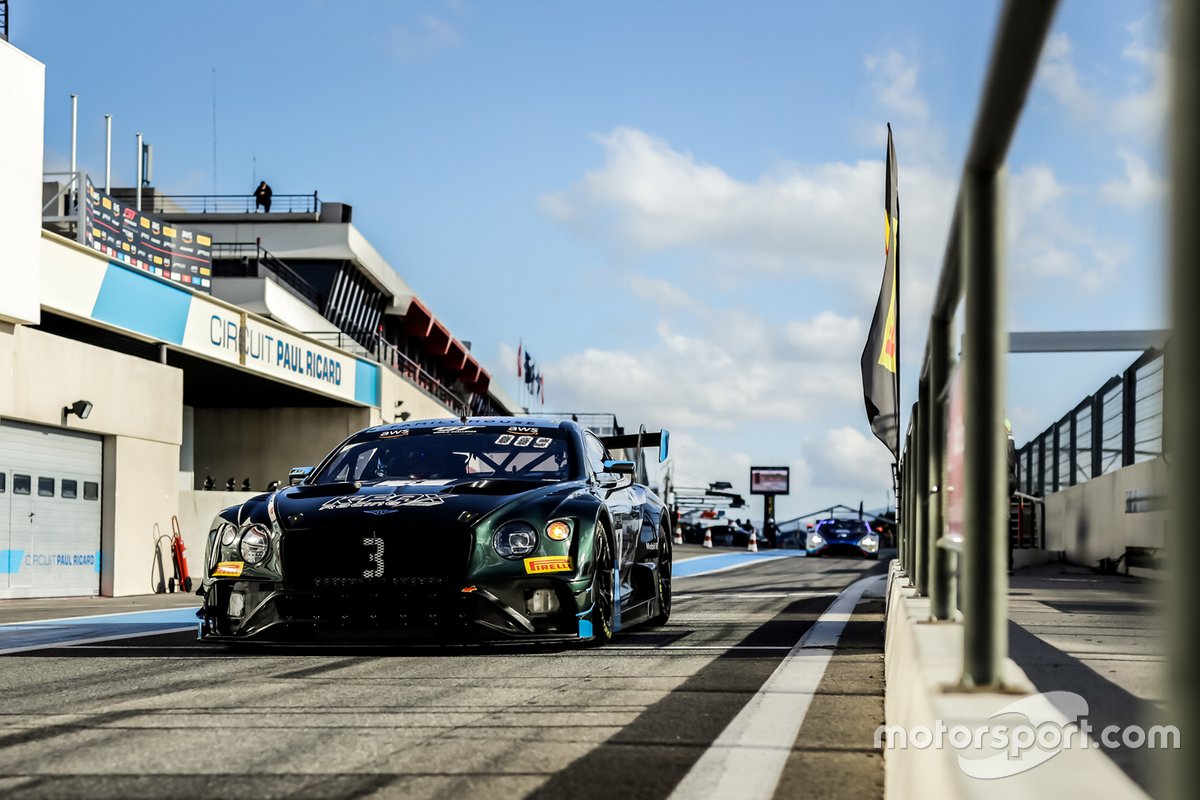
0,553,804,652
674,550,806,579
0,607,199,654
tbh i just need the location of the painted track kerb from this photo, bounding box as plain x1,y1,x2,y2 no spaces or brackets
667,573,886,800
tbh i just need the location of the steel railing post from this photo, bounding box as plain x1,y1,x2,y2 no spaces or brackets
930,315,955,619
959,167,1009,688
1168,0,1198,795
914,394,929,596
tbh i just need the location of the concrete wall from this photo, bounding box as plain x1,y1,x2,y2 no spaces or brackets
0,325,182,597
1043,458,1167,567
376,367,459,428
190,406,371,491
0,41,45,326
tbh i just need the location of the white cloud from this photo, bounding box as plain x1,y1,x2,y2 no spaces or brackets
1101,149,1165,209
865,49,929,124
391,13,460,60
1036,33,1100,122
803,426,895,496
539,126,955,309
1111,20,1168,139
1008,163,1128,294
1036,24,1167,141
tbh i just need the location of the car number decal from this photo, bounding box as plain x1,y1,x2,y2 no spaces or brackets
363,536,385,578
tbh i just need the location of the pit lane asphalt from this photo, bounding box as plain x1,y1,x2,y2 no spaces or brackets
0,545,888,799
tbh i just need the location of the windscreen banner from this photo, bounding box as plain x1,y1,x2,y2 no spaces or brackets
83,179,213,293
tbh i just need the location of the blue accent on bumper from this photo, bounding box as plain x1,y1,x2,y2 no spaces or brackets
91,261,192,344
578,619,593,639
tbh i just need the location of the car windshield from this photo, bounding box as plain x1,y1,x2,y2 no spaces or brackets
313,428,571,484
818,520,869,535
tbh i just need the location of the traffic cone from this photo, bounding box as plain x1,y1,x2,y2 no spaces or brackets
703,529,713,548
673,525,683,545
747,529,758,553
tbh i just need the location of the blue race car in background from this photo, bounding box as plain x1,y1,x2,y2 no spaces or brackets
805,518,880,559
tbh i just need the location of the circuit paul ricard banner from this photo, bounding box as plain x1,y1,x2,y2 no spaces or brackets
83,179,213,293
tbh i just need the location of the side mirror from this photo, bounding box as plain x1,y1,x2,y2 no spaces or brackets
603,459,636,475
659,430,670,463
288,466,314,486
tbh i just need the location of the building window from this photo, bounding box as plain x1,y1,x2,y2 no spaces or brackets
38,477,55,497
62,479,78,499
13,474,31,495
0,472,5,493
83,481,100,501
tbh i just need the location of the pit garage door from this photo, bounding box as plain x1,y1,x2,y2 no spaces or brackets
0,421,102,598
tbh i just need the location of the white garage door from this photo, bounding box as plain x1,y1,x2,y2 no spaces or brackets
0,421,102,598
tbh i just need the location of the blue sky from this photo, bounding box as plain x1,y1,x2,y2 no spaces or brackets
19,0,1167,521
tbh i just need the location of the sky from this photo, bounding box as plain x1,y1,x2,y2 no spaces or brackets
16,0,1168,523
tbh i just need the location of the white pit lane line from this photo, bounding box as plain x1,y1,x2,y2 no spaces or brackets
667,573,886,800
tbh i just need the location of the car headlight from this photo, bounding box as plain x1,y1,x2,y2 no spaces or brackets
239,525,271,565
807,532,826,549
859,534,879,553
546,520,571,541
218,521,238,547
494,522,538,559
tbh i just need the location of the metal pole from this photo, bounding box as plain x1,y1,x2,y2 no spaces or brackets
135,132,143,211
69,94,77,175
916,376,936,599
104,115,112,194
1168,0,1198,795
69,94,78,205
915,380,931,596
959,168,1009,688
930,315,955,620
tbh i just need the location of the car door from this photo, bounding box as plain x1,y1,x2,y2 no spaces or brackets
584,432,637,605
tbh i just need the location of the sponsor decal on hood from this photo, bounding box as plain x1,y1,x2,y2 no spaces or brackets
318,492,446,512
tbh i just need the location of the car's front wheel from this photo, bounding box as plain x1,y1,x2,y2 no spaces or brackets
647,522,672,627
587,524,615,646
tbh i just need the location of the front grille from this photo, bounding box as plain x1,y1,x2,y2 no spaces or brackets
281,527,472,589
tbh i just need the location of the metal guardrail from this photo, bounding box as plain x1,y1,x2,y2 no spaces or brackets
304,329,499,416
148,193,319,215
1017,347,1165,496
896,0,1059,688
211,240,323,309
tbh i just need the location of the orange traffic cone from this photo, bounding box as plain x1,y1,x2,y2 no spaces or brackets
747,529,758,553
703,528,713,548
673,525,683,545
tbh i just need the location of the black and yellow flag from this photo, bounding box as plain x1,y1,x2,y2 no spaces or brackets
861,125,899,459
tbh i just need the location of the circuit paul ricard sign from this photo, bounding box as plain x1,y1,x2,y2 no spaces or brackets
84,179,214,293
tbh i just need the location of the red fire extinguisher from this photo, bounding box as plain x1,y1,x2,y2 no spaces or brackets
170,515,192,593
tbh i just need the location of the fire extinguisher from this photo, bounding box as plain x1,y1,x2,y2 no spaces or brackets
170,515,192,593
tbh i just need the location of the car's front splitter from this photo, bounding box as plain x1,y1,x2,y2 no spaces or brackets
198,574,598,644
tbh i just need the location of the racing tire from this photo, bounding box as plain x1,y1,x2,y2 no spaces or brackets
647,522,672,627
587,524,616,647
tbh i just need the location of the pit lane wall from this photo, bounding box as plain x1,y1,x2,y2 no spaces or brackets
883,562,1146,799
1042,458,1167,569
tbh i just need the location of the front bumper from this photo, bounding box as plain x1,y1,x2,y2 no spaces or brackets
197,574,596,643
806,542,879,558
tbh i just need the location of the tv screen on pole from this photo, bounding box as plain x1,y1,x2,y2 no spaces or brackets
749,466,790,495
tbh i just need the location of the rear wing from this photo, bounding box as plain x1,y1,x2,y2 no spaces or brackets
599,428,670,463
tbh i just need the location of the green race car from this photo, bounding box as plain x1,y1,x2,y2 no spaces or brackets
197,417,672,645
